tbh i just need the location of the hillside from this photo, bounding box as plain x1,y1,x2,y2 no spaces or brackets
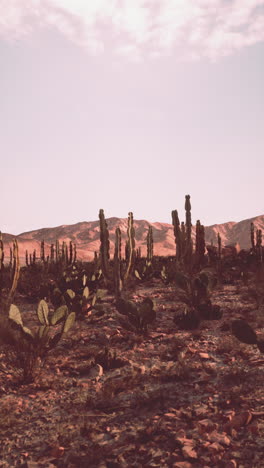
2,214,264,262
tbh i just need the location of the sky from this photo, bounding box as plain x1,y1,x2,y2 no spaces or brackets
1,0,264,235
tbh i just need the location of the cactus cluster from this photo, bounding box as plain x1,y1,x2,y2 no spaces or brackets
250,222,263,262
171,195,193,267
50,265,101,319
115,297,156,333
173,270,221,329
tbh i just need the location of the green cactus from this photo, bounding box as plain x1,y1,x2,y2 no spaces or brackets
250,222,255,251
5,299,75,382
9,247,13,268
184,194,193,261
50,243,55,262
171,210,182,261
7,239,20,307
147,225,153,264
115,297,155,333
124,212,136,281
73,243,77,263
114,227,122,297
99,209,110,279
69,241,73,265
55,239,60,262
217,233,222,260
256,229,262,262
195,220,205,268
174,270,220,321
40,240,45,262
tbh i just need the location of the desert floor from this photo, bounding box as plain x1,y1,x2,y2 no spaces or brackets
1,279,264,468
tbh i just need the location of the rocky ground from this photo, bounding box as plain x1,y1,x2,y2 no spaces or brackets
0,279,264,468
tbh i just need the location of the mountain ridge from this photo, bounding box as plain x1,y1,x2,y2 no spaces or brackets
2,214,263,262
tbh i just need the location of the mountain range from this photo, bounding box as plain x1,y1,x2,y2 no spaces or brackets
2,214,264,263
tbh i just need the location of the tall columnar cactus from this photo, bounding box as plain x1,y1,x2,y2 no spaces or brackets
147,225,153,264
69,241,73,265
250,222,255,251
50,244,55,262
180,222,187,266
61,241,66,263
171,210,182,261
40,240,45,262
65,244,69,265
114,227,122,297
55,240,60,262
184,194,193,258
256,229,263,262
125,240,129,262
136,247,141,259
99,209,110,278
73,243,77,263
0,232,4,270
195,220,205,267
124,212,136,280
7,239,20,305
217,233,222,260
25,250,29,267
33,249,36,265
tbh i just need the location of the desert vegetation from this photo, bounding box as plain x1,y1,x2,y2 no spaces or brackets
0,196,264,467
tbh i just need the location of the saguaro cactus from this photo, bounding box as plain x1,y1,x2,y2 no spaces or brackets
40,240,45,262
55,240,60,263
147,225,153,264
69,241,73,265
114,227,122,297
124,212,136,280
50,244,55,262
7,239,20,305
172,210,182,261
195,220,205,267
184,194,193,259
250,222,255,251
217,233,222,260
73,243,77,263
256,229,262,262
99,209,110,278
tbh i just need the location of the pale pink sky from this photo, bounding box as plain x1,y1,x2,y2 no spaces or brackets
1,0,264,234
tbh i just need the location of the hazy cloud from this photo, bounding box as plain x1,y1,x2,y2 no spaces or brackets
1,0,264,60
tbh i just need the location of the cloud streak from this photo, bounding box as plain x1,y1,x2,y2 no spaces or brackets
1,0,264,60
